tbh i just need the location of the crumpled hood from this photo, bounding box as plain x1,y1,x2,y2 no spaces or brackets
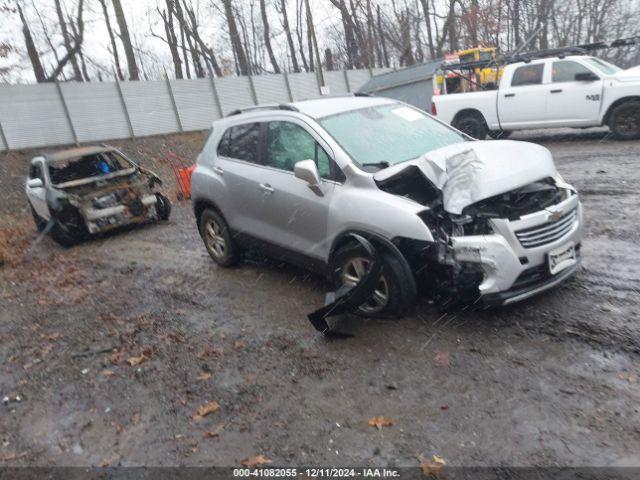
374,140,557,214
613,65,640,82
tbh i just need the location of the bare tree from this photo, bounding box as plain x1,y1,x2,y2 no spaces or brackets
260,0,280,73
54,0,82,81
97,0,123,80
276,0,300,72
16,2,45,83
112,0,139,80
221,0,250,75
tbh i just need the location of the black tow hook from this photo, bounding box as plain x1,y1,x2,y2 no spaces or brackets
307,234,382,338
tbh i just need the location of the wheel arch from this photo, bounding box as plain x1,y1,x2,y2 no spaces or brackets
452,108,488,127
328,229,417,298
602,96,640,125
193,198,225,235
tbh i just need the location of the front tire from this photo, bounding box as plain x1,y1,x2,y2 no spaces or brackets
453,113,488,140
331,243,415,318
609,101,640,140
199,208,239,267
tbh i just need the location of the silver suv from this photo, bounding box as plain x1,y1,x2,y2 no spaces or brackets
192,96,583,316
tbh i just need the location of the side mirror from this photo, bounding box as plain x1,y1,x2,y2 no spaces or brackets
574,72,599,82
294,159,321,187
27,178,43,189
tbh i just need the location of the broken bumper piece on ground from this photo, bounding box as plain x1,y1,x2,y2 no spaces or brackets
307,234,382,338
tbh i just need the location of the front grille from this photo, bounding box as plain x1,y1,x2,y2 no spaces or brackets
515,209,577,248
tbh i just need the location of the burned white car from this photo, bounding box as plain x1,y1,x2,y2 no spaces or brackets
26,145,171,246
191,97,583,322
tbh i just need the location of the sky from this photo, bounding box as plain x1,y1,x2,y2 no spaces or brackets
1,0,347,83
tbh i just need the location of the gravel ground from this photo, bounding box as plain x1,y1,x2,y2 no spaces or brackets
0,129,639,469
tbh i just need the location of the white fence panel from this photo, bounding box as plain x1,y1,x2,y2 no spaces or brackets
171,78,219,131
0,84,74,149
216,76,254,115
120,81,179,137
288,72,320,101
253,74,290,104
61,82,130,143
323,71,349,94
0,125,6,150
372,67,393,76
347,70,372,92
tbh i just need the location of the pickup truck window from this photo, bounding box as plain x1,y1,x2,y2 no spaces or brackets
319,103,465,167
511,64,544,87
552,61,594,82
583,57,622,75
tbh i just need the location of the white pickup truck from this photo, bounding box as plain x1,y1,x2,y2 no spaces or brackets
431,55,640,140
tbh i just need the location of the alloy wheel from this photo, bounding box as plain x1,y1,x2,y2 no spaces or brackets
340,256,389,314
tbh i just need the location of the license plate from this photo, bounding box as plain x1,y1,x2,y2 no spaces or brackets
548,242,576,275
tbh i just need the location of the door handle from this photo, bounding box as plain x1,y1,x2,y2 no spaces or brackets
504,93,515,98
259,183,275,194
550,89,563,93
213,166,224,175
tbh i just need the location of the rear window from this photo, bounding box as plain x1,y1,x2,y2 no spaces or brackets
48,151,132,185
217,123,261,164
511,64,544,86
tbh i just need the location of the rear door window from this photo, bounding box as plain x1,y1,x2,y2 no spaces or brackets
219,123,261,164
511,64,544,86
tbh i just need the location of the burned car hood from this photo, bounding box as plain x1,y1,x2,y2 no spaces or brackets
373,140,557,214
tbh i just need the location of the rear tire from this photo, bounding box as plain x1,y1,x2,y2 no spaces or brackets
608,101,640,140
453,113,488,140
199,208,239,267
155,193,172,221
488,129,512,139
331,242,415,318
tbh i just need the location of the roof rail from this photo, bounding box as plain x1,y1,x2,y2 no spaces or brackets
226,104,299,117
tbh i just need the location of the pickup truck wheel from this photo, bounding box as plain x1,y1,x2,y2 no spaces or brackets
453,114,488,140
331,243,414,318
488,130,512,139
199,208,239,267
609,101,640,140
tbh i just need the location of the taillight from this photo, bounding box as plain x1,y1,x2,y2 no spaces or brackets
431,102,437,116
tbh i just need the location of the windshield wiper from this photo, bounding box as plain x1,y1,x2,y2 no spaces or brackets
361,161,391,169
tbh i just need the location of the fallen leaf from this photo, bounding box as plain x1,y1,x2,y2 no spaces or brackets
234,340,245,350
241,454,272,467
196,371,212,381
102,370,115,377
368,416,395,430
179,396,188,406
202,424,225,438
132,413,141,426
109,352,123,365
127,354,147,367
418,454,446,478
617,372,638,384
98,455,119,468
193,401,220,420
115,423,124,434
433,350,450,367
44,332,63,341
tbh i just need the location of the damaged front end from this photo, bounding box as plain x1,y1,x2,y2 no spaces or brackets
375,140,583,306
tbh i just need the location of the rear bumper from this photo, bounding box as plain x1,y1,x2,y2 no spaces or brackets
83,194,158,233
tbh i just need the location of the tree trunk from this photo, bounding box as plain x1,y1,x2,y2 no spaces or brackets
279,0,300,73
97,0,124,80
112,0,140,80
54,0,83,81
162,1,183,79
16,2,46,83
260,0,280,73
222,0,250,76
419,0,435,58
377,5,389,67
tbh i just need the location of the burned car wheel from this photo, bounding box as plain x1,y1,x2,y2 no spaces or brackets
156,193,172,221
199,209,239,267
50,209,87,247
331,243,413,318
30,205,48,232
609,101,640,140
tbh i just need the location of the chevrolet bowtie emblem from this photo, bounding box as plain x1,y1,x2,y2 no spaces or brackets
548,210,563,222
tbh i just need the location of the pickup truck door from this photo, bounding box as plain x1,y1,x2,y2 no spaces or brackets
544,60,603,126
497,62,548,129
